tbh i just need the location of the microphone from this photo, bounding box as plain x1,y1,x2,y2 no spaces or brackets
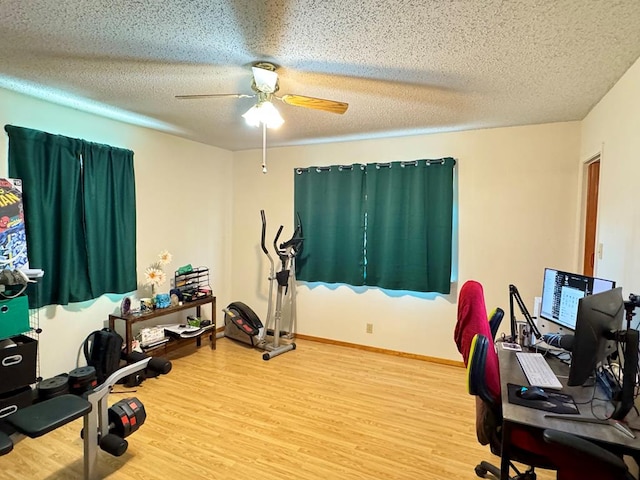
542,333,574,351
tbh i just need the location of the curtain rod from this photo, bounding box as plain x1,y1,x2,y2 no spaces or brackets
296,165,364,174
295,158,451,174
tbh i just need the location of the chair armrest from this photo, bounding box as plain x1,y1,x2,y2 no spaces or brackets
488,307,504,340
543,429,627,472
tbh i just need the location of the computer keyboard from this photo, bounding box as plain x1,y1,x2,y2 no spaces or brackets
516,352,563,389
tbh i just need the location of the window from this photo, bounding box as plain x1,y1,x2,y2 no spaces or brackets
294,158,455,294
5,125,137,307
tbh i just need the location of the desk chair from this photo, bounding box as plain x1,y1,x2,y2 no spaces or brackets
455,280,634,480
455,280,557,479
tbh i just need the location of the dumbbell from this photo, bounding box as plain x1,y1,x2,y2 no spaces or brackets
108,397,146,438
82,397,147,457
99,433,128,457
121,351,172,378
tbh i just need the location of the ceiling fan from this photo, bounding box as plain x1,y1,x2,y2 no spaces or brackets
176,62,348,174
175,61,349,124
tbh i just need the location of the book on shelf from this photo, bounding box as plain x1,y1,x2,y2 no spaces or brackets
163,323,213,339
141,337,170,349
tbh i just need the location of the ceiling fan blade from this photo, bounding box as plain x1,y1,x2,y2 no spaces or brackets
279,94,348,114
175,93,255,100
252,66,278,93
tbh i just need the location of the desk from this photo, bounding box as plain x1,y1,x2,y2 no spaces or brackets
497,346,640,479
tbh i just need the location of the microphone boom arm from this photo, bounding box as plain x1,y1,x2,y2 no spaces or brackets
509,284,543,342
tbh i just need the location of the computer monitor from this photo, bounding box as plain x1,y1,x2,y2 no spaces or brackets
558,285,640,423
539,268,616,332
568,287,624,386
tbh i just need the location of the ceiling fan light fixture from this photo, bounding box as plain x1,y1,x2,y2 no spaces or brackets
242,100,284,129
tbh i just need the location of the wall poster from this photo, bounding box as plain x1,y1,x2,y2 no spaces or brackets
0,178,29,270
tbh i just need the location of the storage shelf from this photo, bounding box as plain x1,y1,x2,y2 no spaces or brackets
109,295,216,356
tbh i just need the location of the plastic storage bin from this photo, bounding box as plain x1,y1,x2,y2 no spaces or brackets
0,385,33,418
0,335,37,395
0,295,30,340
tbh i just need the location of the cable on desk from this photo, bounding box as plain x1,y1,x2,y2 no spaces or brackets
600,356,640,418
568,384,617,422
530,339,572,365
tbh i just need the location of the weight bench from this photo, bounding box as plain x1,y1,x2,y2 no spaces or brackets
0,359,149,479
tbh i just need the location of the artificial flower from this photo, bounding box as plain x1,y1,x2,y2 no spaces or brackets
158,250,172,266
144,267,165,287
143,250,172,296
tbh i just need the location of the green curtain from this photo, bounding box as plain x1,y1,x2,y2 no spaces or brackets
294,158,455,294
365,158,455,293
294,166,365,285
6,125,137,306
82,141,137,296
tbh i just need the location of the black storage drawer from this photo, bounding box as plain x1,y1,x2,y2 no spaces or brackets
0,335,37,395
0,386,33,419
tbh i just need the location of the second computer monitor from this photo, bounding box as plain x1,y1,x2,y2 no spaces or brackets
567,287,625,386
539,268,616,332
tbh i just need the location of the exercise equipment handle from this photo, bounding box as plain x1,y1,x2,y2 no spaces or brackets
273,225,284,255
260,210,274,270
260,210,269,255
280,213,304,252
280,224,303,250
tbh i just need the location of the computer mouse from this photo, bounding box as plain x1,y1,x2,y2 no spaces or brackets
517,386,549,401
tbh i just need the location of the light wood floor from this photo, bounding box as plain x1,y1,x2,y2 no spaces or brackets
1,339,555,479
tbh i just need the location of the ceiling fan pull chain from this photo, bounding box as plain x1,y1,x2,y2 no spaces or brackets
262,122,268,174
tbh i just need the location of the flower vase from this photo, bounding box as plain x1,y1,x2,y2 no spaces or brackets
151,284,157,309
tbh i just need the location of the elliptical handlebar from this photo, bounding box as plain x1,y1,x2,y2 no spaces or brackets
279,215,303,251
277,213,304,256
273,225,284,256
261,210,304,263
260,210,270,256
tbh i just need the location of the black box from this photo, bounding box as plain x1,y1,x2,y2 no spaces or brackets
0,386,33,419
0,335,37,395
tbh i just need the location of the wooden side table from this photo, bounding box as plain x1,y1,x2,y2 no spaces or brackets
108,295,216,356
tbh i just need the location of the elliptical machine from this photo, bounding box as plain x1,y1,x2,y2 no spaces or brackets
224,210,302,360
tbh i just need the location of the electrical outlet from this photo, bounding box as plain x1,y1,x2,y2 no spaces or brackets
366,323,373,334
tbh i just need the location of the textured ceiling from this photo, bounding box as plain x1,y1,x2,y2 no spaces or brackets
1,0,639,151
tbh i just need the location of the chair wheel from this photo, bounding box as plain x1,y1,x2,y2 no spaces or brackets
518,473,536,480
475,465,488,478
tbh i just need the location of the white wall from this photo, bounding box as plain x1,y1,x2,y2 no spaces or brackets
7,65,624,369
231,122,581,362
0,88,234,378
580,56,640,298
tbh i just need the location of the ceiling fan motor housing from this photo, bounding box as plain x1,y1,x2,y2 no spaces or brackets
251,62,280,94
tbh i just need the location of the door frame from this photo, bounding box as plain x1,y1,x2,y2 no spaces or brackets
580,153,601,276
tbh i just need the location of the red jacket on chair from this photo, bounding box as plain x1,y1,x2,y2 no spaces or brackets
454,280,501,400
